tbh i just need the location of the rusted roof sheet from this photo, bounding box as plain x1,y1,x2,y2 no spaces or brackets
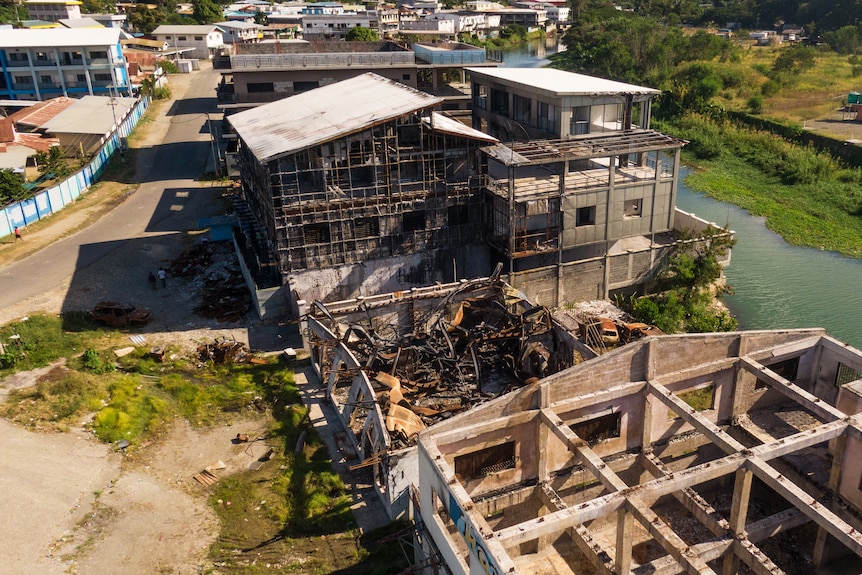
229,72,443,163
424,112,498,143
0,118,14,144
6,97,76,130
481,130,686,167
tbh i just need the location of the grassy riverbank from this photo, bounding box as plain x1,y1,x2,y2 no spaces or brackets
658,114,862,259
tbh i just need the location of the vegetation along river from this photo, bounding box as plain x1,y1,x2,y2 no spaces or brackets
503,42,862,349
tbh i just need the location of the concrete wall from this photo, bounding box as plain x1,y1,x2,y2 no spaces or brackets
289,246,492,304
232,66,417,103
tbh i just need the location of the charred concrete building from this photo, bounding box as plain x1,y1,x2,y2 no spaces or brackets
417,329,862,575
229,72,498,309
229,68,730,315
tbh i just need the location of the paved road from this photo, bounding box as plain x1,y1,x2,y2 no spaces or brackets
0,67,221,318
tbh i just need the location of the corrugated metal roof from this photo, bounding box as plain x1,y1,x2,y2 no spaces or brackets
215,21,263,30
423,112,497,143
152,24,220,35
58,17,104,28
0,27,120,48
40,95,137,135
7,96,76,129
230,73,443,163
465,67,660,96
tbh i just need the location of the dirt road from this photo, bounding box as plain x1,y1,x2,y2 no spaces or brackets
0,66,283,575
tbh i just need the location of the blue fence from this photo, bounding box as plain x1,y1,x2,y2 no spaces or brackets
1,96,150,238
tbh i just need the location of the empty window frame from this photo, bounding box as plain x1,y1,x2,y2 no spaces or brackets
537,101,556,133
247,82,274,93
756,356,800,390
576,205,596,227
490,88,508,116
624,198,642,218
94,73,112,81
473,83,487,110
571,411,621,444
448,205,469,226
354,217,379,239
293,81,319,92
836,362,862,387
512,94,530,123
303,222,330,244
677,384,716,411
570,106,590,135
454,441,516,481
403,210,426,233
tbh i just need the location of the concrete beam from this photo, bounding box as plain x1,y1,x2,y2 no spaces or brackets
733,538,786,575
739,357,844,422
652,357,738,388
633,508,810,575
541,408,629,492
744,337,823,365
648,380,746,454
494,421,845,547
745,507,809,542
549,381,646,414
429,410,538,448
747,457,862,558
568,524,616,575
641,451,729,537
628,499,718,575
633,540,732,575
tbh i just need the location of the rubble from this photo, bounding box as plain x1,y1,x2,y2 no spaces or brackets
309,275,576,448
170,242,252,323
197,336,249,364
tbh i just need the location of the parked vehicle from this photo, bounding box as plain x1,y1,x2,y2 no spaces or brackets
92,301,151,327
580,317,620,347
620,322,664,343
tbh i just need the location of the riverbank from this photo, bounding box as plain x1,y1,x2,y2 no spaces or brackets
658,114,862,259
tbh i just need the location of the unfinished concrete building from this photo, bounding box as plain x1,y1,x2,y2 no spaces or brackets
228,72,498,306
216,40,497,112
417,329,862,575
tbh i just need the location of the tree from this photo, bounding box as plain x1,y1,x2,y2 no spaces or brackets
0,169,26,206
253,10,268,25
128,6,159,34
345,26,379,41
82,0,115,13
192,0,221,25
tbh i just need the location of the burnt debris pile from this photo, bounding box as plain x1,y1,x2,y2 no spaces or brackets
312,277,576,447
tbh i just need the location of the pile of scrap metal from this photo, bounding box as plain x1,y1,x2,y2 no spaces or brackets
197,336,249,364
171,242,252,324
308,274,575,449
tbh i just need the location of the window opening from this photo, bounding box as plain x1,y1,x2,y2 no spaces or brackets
454,441,516,481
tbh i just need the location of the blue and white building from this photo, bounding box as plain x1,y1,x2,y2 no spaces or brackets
0,28,130,101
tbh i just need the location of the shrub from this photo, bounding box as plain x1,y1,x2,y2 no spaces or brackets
746,94,764,114
157,59,178,74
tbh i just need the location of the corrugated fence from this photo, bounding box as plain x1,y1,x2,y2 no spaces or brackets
1,96,150,239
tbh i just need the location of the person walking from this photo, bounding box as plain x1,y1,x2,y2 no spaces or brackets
13,226,22,241
157,268,167,288
148,271,157,290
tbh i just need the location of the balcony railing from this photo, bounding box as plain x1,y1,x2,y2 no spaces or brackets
5,60,30,68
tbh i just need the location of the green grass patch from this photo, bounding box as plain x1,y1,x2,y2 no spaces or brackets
659,114,862,258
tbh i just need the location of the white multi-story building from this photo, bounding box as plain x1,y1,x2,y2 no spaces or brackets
25,0,81,22
423,11,500,34
151,25,224,60
215,21,263,44
0,28,130,101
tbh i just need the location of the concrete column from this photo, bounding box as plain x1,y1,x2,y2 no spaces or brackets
814,433,848,567
723,468,753,575
555,160,566,306
616,507,633,574
730,334,750,418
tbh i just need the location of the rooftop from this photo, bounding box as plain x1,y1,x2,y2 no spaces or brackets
40,95,137,135
466,66,661,97
151,24,220,34
215,21,263,30
229,72,442,162
0,27,120,48
6,96,76,130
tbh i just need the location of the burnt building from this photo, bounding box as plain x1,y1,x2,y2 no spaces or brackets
228,72,498,310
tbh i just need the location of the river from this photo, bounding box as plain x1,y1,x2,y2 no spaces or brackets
502,42,862,350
